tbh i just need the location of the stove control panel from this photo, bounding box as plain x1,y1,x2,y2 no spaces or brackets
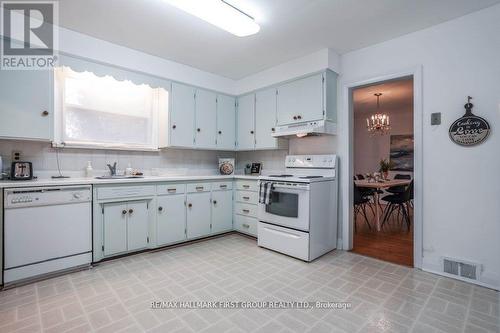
286,155,336,169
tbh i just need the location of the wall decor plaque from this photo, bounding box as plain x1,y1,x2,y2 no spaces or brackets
449,96,490,146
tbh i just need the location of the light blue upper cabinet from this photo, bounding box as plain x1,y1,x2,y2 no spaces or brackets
276,73,324,126
0,69,53,140
255,88,280,150
216,94,236,150
170,82,195,148
195,89,217,149
236,94,255,151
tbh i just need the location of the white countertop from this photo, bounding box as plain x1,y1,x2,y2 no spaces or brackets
0,174,260,188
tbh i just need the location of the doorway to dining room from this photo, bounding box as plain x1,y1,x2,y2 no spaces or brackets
351,77,415,267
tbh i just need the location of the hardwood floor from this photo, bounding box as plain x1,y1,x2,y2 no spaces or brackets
351,203,414,267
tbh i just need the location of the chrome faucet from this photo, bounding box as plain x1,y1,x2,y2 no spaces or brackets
107,162,117,176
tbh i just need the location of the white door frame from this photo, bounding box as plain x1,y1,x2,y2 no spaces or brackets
339,66,423,268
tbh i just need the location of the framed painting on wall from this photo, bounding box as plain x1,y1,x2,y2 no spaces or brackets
390,134,414,171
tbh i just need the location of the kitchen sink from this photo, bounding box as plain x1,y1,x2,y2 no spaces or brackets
95,175,144,179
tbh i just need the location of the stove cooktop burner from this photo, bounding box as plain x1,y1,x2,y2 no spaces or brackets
298,176,324,179
268,174,294,177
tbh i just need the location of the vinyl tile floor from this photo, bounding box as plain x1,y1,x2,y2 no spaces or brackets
0,234,498,333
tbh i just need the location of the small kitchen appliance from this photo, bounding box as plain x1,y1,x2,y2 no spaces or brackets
257,155,338,261
10,161,33,180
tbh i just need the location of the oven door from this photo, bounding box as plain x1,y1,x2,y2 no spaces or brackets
258,182,310,231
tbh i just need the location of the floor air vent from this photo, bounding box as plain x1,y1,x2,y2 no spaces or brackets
443,258,479,280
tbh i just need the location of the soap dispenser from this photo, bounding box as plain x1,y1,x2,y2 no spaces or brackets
85,161,94,178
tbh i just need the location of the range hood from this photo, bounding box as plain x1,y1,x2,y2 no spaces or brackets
272,120,337,138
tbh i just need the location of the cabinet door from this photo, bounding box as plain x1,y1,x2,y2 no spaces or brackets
236,94,255,150
127,201,149,252
170,82,195,147
157,195,186,246
277,73,324,125
211,190,233,233
0,69,53,140
216,94,236,150
255,88,278,149
195,89,217,149
186,192,211,239
103,202,128,256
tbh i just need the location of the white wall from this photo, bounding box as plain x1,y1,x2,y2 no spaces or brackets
339,4,500,288
354,105,413,175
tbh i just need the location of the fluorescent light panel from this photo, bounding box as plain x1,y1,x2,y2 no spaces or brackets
164,0,260,37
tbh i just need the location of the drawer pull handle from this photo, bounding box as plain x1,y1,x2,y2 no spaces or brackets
242,209,250,213
167,188,177,193
242,223,250,228
242,185,250,189
196,186,204,191
242,196,250,200
220,185,227,188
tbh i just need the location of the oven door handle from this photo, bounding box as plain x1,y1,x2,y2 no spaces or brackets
264,227,301,239
272,184,309,191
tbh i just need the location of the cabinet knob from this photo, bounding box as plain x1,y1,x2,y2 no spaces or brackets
41,110,49,117
293,116,297,120
122,210,127,215
128,209,134,214
197,128,201,132
188,203,192,208
297,115,302,120
213,200,217,205
158,206,163,212
218,130,222,135
172,125,177,129
271,128,275,132
250,130,254,134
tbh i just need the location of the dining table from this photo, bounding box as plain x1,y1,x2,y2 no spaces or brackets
354,179,412,231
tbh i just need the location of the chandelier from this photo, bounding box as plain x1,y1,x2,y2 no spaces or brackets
367,93,390,135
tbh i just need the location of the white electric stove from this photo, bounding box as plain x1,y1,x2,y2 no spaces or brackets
257,155,338,261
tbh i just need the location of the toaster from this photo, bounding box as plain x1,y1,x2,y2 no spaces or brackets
11,161,34,180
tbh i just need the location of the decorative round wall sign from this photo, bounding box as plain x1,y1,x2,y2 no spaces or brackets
449,96,490,146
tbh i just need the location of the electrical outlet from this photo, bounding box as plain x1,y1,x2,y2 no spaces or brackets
431,113,441,125
11,150,22,161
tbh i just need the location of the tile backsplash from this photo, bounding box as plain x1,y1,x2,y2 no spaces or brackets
0,140,289,178
0,140,237,178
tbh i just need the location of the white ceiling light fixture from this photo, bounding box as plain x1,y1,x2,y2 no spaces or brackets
164,0,260,37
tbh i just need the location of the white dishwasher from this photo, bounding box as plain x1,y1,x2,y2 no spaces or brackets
3,185,92,284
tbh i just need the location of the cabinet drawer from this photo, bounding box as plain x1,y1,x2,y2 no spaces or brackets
257,222,309,261
186,183,212,193
235,180,258,192
97,185,155,200
211,181,233,191
235,191,258,204
234,215,257,237
234,202,257,217
157,183,186,195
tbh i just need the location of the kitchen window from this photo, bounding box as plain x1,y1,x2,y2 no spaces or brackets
54,60,168,150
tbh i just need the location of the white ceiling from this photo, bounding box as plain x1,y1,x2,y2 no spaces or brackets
58,0,500,79
353,78,413,115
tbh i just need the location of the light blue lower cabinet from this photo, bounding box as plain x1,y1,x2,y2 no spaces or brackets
186,191,212,239
211,190,233,233
102,200,150,257
156,194,187,246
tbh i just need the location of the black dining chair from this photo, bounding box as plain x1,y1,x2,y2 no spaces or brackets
386,174,411,194
353,182,372,232
380,180,413,231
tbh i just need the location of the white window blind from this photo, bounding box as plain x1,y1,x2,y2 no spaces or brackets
54,58,169,150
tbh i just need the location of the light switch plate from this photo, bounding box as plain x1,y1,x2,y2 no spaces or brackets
431,113,441,125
